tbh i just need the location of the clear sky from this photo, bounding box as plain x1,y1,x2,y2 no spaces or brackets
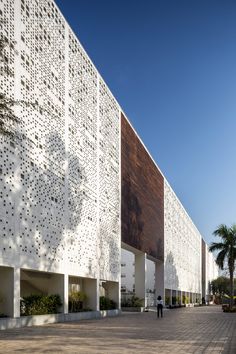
55,0,236,245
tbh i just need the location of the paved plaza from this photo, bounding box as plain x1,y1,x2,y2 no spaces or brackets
0,306,235,353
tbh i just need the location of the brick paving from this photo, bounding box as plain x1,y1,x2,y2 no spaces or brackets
0,305,235,353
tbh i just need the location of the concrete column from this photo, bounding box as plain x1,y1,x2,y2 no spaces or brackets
84,278,99,311
63,274,69,314
135,252,147,307
155,261,164,305
14,267,21,318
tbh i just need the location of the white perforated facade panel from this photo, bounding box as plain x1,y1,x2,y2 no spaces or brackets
0,0,120,282
164,181,202,294
0,0,217,309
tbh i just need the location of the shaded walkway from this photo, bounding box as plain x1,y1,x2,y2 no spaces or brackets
0,306,235,353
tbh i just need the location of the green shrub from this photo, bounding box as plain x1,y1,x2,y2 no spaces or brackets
100,296,116,310
223,306,236,313
69,291,88,313
121,295,143,308
20,294,62,316
165,296,170,305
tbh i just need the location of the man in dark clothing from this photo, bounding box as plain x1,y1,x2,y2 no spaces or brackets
157,295,163,318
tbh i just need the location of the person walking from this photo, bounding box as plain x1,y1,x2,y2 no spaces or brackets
157,295,163,318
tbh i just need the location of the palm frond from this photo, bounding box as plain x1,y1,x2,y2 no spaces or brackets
209,242,226,253
213,224,231,241
230,224,236,240
215,249,228,270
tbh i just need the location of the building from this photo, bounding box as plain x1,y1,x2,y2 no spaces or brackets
202,239,219,303
0,0,218,327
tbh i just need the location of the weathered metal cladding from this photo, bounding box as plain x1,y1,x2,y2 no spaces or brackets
121,113,164,261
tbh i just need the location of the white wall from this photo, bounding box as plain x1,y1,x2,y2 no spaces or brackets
205,246,219,295
0,0,217,311
164,181,202,295
121,249,134,293
0,0,120,283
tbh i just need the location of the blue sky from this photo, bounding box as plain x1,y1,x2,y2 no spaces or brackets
55,0,236,245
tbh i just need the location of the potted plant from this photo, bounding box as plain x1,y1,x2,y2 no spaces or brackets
121,295,143,312
69,291,88,312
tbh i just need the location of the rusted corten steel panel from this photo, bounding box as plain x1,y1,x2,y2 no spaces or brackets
121,113,164,261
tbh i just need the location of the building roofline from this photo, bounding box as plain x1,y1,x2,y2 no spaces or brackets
54,0,208,246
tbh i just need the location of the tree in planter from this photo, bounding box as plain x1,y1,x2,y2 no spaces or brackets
100,296,116,310
165,296,170,306
176,296,181,306
20,294,62,316
209,224,236,310
69,291,88,313
121,295,143,308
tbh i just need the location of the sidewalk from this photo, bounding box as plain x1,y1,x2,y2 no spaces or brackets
0,305,235,353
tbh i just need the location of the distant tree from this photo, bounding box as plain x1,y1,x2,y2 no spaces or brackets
211,276,230,298
209,224,236,309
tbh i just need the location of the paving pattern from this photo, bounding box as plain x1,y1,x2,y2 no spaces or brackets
0,306,235,353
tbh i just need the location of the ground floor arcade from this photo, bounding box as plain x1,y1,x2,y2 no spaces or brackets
0,266,119,319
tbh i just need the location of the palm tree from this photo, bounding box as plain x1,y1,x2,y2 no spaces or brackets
209,224,236,309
